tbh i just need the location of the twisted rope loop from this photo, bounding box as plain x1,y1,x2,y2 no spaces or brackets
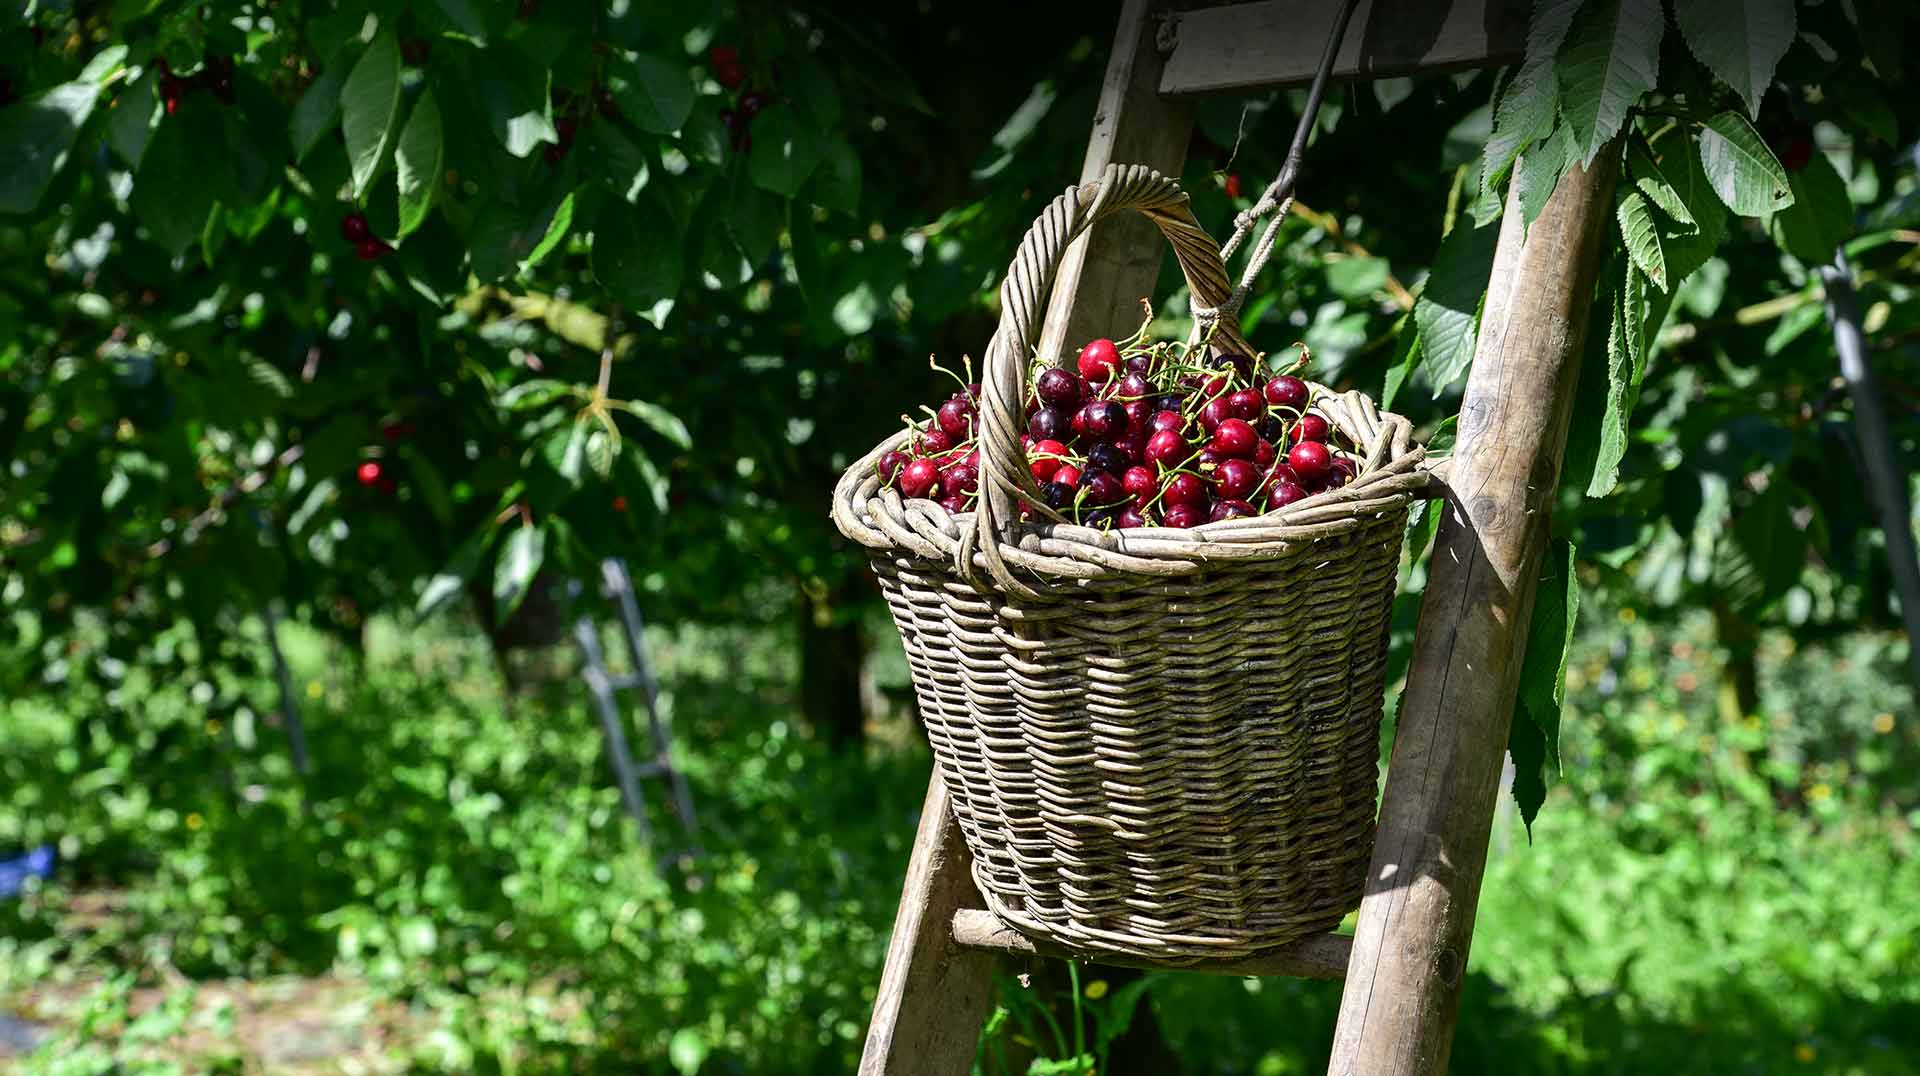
957,164,1251,593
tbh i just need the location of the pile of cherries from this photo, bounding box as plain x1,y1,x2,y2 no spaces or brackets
875,335,1360,528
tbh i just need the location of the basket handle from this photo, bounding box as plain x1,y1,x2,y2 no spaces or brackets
960,163,1251,590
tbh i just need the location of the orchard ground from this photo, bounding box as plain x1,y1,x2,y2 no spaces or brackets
2,604,1915,1075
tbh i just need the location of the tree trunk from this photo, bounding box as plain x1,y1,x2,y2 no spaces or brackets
799,586,867,748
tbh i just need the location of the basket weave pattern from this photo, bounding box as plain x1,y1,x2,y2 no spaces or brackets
831,164,1427,963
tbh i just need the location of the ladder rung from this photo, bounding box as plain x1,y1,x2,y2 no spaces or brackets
949,908,1350,980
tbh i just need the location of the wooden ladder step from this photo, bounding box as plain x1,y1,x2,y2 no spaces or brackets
949,909,1351,980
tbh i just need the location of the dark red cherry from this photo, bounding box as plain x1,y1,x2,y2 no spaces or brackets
1213,458,1260,501
1264,375,1309,412
1148,410,1185,434
1123,399,1153,431
1162,503,1206,528
1082,471,1125,506
1029,406,1071,440
1210,418,1258,458
1082,400,1129,442
1144,429,1189,470
1117,372,1153,400
918,427,954,455
1161,473,1208,508
1210,499,1257,521
1116,506,1149,528
1288,441,1332,482
1077,338,1122,383
900,458,942,499
1227,389,1264,421
1125,355,1154,377
1121,466,1157,501
1042,480,1075,510
939,493,969,514
1266,479,1308,509
945,462,980,494
1086,442,1127,476
1037,367,1085,407
876,450,909,485
1293,413,1331,443
1208,352,1254,381
1054,463,1084,489
937,397,974,438
1154,393,1186,414
1198,397,1234,433
1253,440,1277,468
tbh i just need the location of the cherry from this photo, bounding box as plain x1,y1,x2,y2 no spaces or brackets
1195,448,1223,469
1198,397,1233,433
1293,413,1331,443
917,427,954,455
1288,440,1332,482
940,493,969,514
1210,418,1258,458
715,60,746,89
355,236,390,261
1213,458,1260,501
1253,440,1277,468
1069,407,1090,440
1086,442,1127,476
1042,481,1075,510
1268,462,1299,485
1081,471,1124,506
340,212,371,243
355,461,382,486
740,90,772,118
900,458,941,499
1162,503,1206,528
945,462,979,494
1123,399,1153,432
1154,393,1186,414
1161,473,1207,509
1076,338,1122,383
1224,173,1242,199
1081,400,1128,442
1227,389,1264,421
877,450,908,485
937,397,973,438
1120,429,1148,464
377,476,398,496
1258,414,1288,442
1117,372,1153,399
1210,499,1256,521
1144,429,1189,470
1330,456,1358,486
612,495,629,512
1209,352,1254,381
1122,466,1157,501
1028,407,1070,440
1029,439,1069,482
1148,410,1184,434
1116,506,1149,529
1125,355,1155,377
1266,479,1308,509
1036,367,1085,407
1200,373,1231,399
1054,463,1084,489
1264,375,1309,412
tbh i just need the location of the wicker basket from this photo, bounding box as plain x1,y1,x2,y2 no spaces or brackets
830,163,1429,964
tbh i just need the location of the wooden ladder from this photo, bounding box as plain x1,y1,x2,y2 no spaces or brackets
857,1,1620,1073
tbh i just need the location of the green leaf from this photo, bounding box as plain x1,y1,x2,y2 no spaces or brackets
1672,0,1796,117
1650,125,1728,280
1616,190,1668,291
395,89,444,239
1698,110,1794,216
553,422,587,487
1724,483,1803,610
593,197,684,314
1624,137,1695,227
1415,220,1499,395
342,31,403,199
583,120,650,203
748,103,823,198
289,61,347,163
724,177,783,269
1517,122,1573,226
0,82,101,214
810,136,862,216
470,190,569,282
398,446,454,524
610,52,695,135
1326,256,1390,301
1508,537,1580,831
1769,149,1851,263
475,46,555,157
492,525,546,623
1478,0,1584,200
1587,271,1646,497
131,113,217,256
106,70,160,170
433,0,492,41
79,45,130,85
1555,0,1664,167
1381,316,1420,410
520,190,575,271
617,399,691,449
419,529,488,617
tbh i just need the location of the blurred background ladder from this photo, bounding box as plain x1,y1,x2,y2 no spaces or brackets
571,557,702,865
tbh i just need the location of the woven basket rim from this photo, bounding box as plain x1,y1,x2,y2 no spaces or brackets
831,380,1428,583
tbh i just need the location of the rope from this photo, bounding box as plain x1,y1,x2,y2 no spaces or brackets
1190,0,1360,334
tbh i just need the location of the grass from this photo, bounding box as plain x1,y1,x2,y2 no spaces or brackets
1,604,1915,1073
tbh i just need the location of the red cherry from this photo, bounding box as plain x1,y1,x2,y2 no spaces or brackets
1224,173,1242,199
1123,399,1153,432
1076,338,1122,383
1209,499,1256,521
877,450,909,485
1253,440,1277,468
1054,463,1084,489
1227,389,1264,420
1081,400,1129,442
1116,372,1153,399
1126,355,1155,377
709,44,740,66
1288,441,1332,482
1264,375,1309,411
939,493,969,514
937,397,974,438
1144,429,1189,470
1213,458,1260,501
715,60,746,89
1198,397,1234,433
1030,439,1069,482
1037,367,1085,407
612,495,629,512
1082,471,1125,506
1162,473,1207,509
1148,410,1185,434
1121,466,1157,501
1293,414,1331,443
1200,374,1231,399
1029,407,1070,441
355,461,382,486
355,237,390,261
1085,442,1127,476
1195,448,1223,470
340,212,371,243
1162,503,1206,528
1210,418,1258,458
900,458,941,499
1330,456,1359,486
945,463,979,494
377,476,398,496
917,427,954,455
1266,479,1308,509
1116,506,1149,528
